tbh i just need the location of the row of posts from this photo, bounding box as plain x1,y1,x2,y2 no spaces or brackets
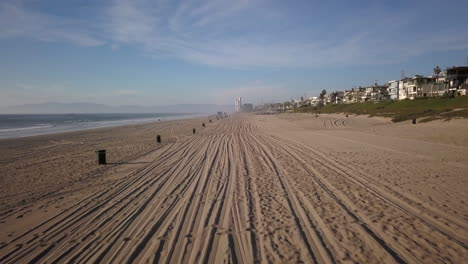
96,117,222,165
95,113,414,165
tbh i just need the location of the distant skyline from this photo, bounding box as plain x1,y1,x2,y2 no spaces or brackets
1,0,468,108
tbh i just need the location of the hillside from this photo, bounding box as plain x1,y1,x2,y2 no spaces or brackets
296,96,468,122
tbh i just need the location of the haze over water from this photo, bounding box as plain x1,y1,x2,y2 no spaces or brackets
0,113,194,139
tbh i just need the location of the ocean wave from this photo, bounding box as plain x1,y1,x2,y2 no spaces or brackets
0,113,201,139
0,124,54,132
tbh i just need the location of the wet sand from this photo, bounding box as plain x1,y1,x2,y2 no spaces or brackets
0,113,467,263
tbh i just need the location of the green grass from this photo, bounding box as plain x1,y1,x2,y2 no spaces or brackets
419,109,468,123
295,96,468,122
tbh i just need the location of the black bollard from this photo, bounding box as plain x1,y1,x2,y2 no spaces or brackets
412,118,416,124
209,120,212,123
202,123,205,127
346,114,348,118
193,128,196,134
157,135,161,143
96,150,106,165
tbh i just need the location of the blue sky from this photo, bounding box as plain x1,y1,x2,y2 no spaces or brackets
1,0,467,107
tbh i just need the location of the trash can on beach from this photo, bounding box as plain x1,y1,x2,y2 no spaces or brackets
96,150,106,165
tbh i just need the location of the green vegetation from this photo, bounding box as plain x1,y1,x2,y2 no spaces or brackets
419,109,468,123
295,96,468,122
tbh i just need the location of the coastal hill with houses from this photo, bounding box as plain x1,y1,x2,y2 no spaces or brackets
268,66,468,111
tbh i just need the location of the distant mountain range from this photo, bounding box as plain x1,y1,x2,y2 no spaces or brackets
0,102,234,114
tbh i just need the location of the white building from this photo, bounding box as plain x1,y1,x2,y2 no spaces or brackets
398,78,411,100
388,80,399,100
308,96,320,106
234,97,242,112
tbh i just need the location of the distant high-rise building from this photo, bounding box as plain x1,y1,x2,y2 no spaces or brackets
243,103,253,112
234,97,242,112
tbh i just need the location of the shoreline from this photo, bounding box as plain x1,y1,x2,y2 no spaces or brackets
0,113,206,140
0,114,214,211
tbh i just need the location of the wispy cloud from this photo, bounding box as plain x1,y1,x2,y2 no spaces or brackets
101,0,468,67
1,0,467,68
0,1,104,46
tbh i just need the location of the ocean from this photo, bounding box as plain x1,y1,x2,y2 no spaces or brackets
0,113,197,139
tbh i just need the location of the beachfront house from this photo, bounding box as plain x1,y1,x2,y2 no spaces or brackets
334,91,344,104
362,84,389,102
342,87,366,104
417,76,437,98
343,90,352,104
292,99,303,108
326,92,335,104
345,88,357,103
406,75,435,99
323,92,335,105
388,80,399,100
405,77,418,99
363,86,373,102
437,71,447,84
308,96,321,106
325,91,344,104
432,71,449,96
325,93,333,105
398,78,411,100
431,82,448,97
446,66,468,96
352,87,366,103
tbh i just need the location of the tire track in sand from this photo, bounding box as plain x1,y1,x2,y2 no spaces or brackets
261,130,467,263
1,116,466,263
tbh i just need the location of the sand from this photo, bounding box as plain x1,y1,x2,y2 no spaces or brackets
0,113,467,263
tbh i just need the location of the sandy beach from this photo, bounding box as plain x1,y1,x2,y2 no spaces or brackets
0,114,467,263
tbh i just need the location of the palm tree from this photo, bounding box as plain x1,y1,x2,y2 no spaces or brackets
319,89,327,106
433,66,441,78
